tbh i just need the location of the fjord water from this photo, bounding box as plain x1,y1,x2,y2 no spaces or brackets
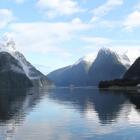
0,88,140,140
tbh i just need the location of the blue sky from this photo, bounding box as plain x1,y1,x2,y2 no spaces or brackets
0,0,140,74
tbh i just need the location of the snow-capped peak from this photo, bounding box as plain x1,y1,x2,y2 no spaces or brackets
98,47,111,53
0,34,44,80
97,48,115,56
73,53,97,72
74,53,96,65
74,48,114,66
74,48,130,69
0,34,16,52
83,54,97,63
98,48,131,68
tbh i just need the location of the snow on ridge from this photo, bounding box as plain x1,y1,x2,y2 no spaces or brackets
0,34,16,53
0,35,30,76
0,34,132,78
13,52,42,80
0,35,40,79
11,64,25,74
97,47,131,68
73,47,131,69
106,47,139,65
74,53,96,66
83,53,97,63
117,53,131,68
98,47,113,55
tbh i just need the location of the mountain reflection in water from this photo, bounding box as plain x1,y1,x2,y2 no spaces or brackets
0,87,140,140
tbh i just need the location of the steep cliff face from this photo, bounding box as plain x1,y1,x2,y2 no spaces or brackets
88,48,130,85
0,35,52,87
123,57,140,80
0,52,32,88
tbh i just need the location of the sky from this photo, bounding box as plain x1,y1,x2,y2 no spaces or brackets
0,0,140,74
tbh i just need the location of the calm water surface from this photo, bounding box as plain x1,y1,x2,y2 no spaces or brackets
0,87,140,140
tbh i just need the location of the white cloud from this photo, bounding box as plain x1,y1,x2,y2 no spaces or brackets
112,45,140,63
91,0,124,22
14,0,24,4
0,9,14,29
37,0,82,18
0,18,92,73
9,19,91,55
123,10,140,31
82,36,112,46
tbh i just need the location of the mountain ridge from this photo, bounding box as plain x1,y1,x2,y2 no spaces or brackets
0,35,52,87
0,52,32,88
99,57,140,88
123,57,140,80
48,48,130,87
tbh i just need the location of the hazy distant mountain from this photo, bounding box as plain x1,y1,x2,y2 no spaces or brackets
0,35,52,86
48,48,130,87
48,60,91,86
123,57,140,80
0,52,32,88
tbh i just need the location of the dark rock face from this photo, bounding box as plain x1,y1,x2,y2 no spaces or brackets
13,51,44,78
0,52,32,88
0,71,32,88
123,57,140,80
0,52,23,73
0,36,52,87
13,51,52,87
48,49,129,87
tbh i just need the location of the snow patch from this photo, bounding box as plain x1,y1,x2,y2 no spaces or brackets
117,54,131,68
98,48,131,68
10,64,25,74
74,53,96,65
0,34,16,52
73,48,130,70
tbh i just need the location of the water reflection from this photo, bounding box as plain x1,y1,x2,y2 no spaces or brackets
0,87,140,140
47,88,127,124
0,88,47,140
126,91,140,110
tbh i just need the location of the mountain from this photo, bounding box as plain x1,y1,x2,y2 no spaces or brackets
47,54,97,86
13,51,52,86
123,57,140,80
0,35,52,87
47,48,130,87
99,57,140,88
13,51,44,79
0,52,32,88
48,60,91,87
88,48,130,85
